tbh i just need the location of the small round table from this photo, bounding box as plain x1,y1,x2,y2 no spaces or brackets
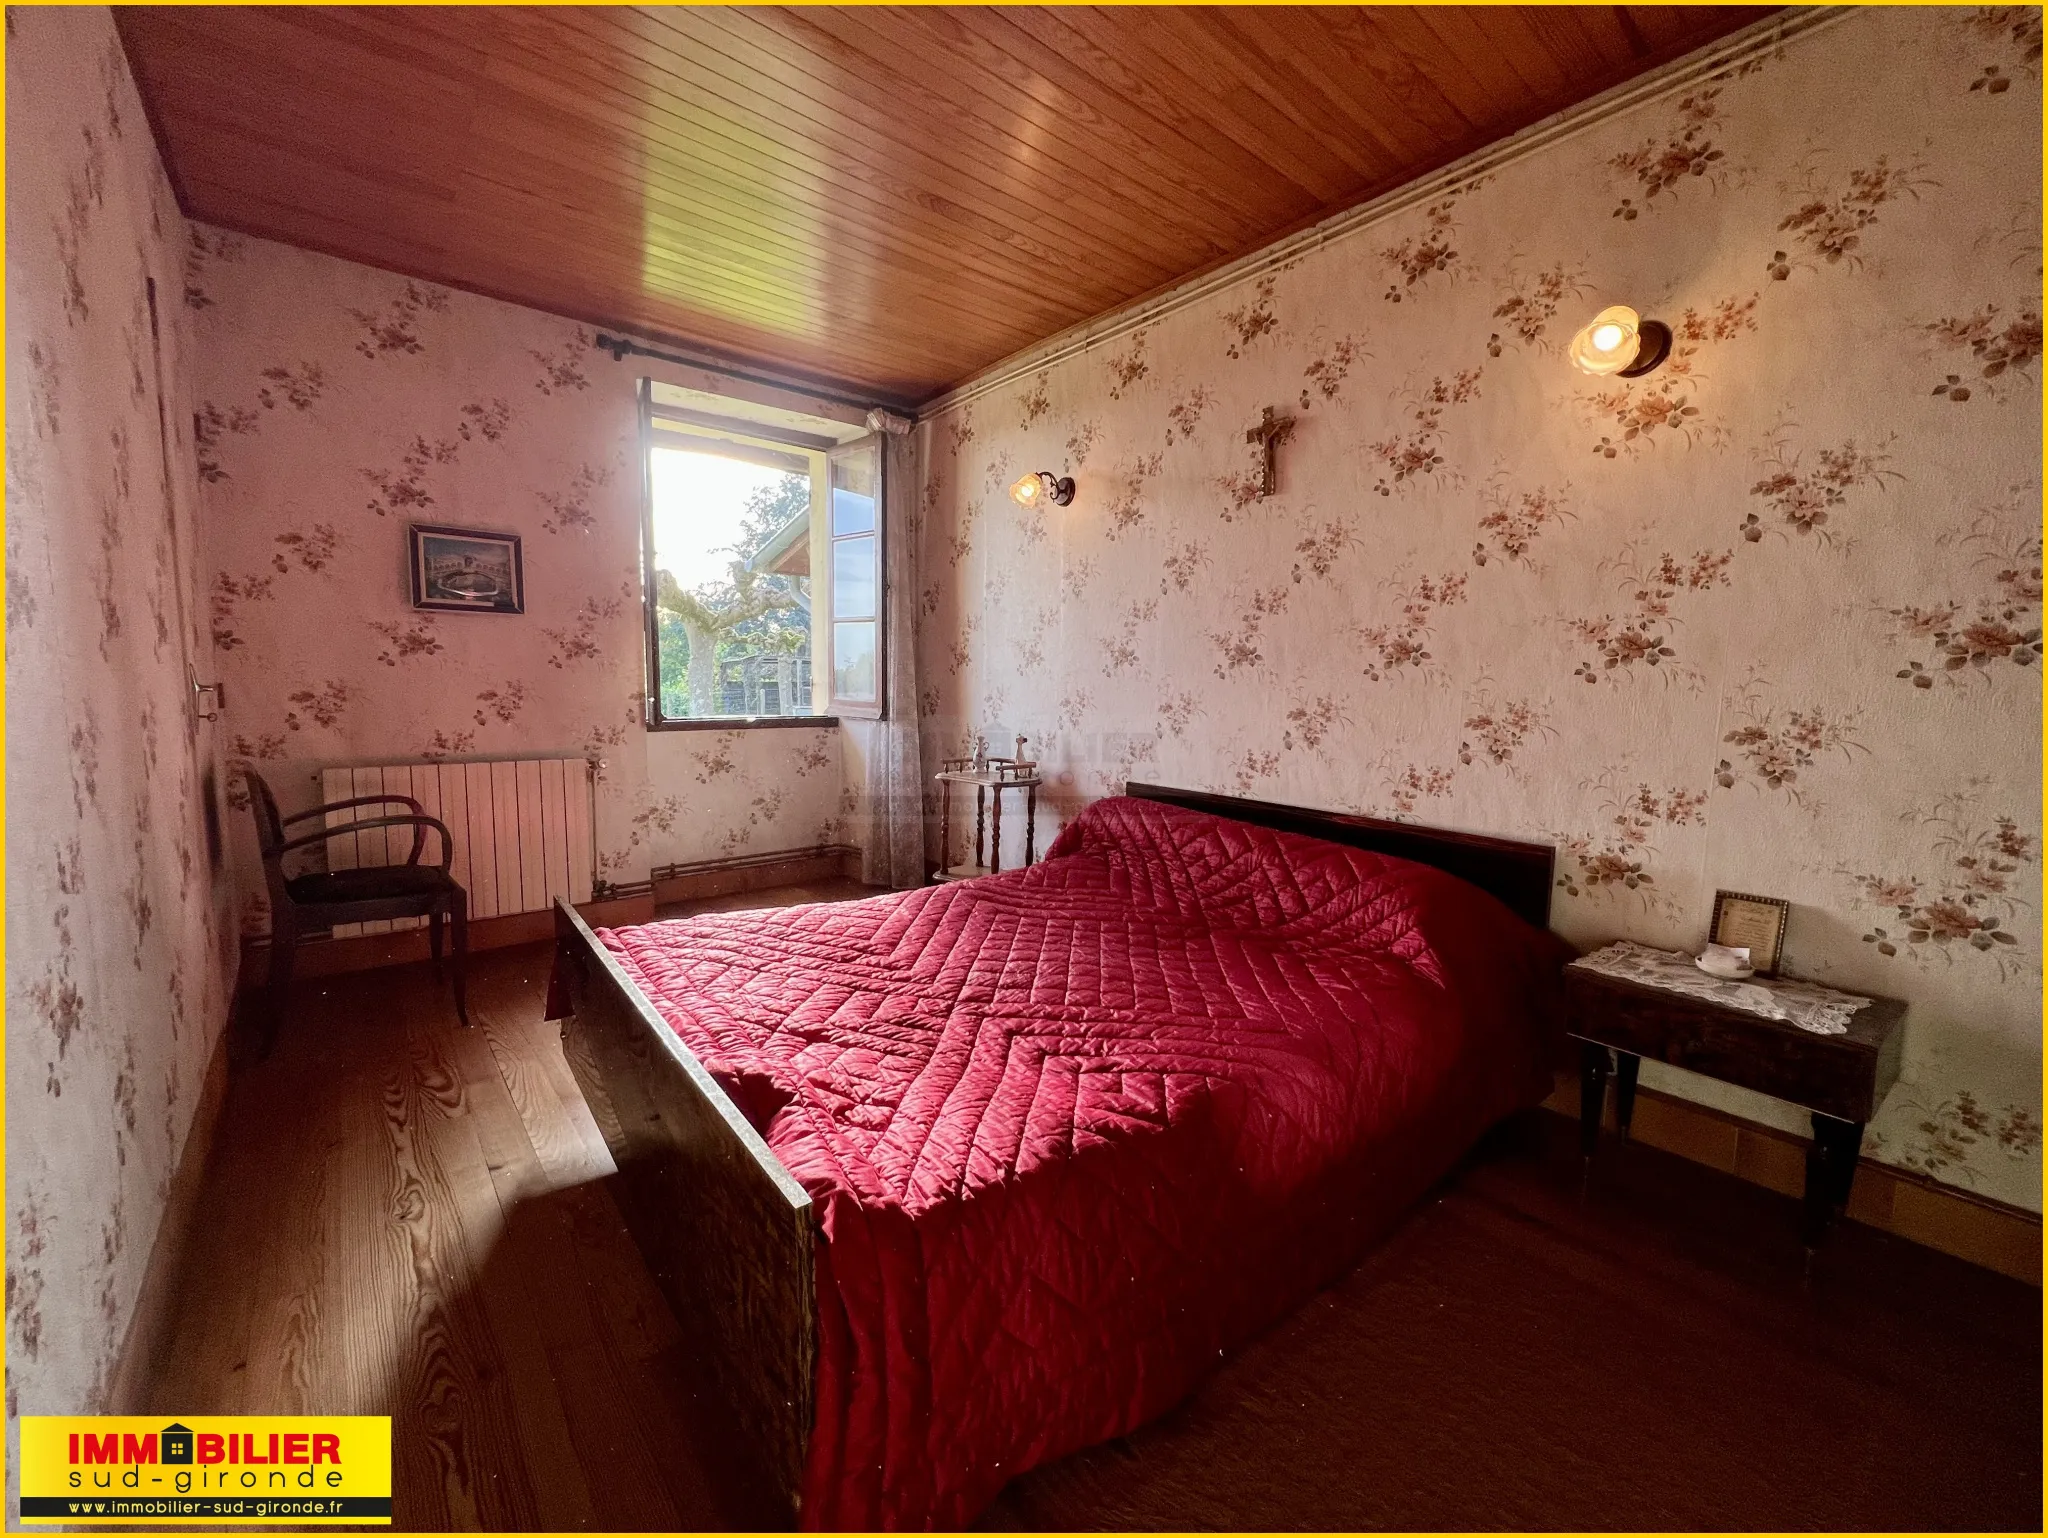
932,767,1041,881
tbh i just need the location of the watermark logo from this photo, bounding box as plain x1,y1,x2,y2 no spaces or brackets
19,1416,392,1525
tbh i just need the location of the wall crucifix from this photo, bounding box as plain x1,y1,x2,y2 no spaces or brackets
1245,405,1296,500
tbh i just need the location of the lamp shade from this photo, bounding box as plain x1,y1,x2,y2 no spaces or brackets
1570,305,1644,375
1010,470,1074,508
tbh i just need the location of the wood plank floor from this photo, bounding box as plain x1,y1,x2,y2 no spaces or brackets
144,884,871,1530
145,880,2040,1531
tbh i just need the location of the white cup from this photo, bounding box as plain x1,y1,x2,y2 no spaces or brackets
1697,942,1752,976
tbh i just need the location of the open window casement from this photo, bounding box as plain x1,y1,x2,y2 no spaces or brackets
640,383,832,727
824,435,885,719
636,375,889,728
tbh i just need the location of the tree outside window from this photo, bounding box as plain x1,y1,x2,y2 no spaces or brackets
647,441,820,721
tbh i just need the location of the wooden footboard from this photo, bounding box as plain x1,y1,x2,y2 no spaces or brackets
549,899,816,1526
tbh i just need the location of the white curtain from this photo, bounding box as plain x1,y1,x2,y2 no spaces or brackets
860,424,926,888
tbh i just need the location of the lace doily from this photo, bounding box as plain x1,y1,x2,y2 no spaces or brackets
1569,940,1873,1036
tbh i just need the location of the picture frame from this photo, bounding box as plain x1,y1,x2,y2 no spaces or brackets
409,522,524,614
1709,889,1790,977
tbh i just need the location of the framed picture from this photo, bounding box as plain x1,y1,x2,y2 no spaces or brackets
409,523,524,614
1710,889,1790,977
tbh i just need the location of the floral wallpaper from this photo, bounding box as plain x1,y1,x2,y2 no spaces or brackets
5,6,239,1424
915,7,2044,1210
187,234,851,933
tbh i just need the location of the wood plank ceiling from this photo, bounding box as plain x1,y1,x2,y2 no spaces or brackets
117,5,1776,406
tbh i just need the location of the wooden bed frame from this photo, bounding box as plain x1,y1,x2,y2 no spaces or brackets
1123,782,1554,929
549,785,1555,1524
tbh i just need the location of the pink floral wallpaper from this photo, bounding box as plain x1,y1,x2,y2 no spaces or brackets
914,8,2044,1209
6,20,2039,1449
186,234,851,932
6,7,238,1421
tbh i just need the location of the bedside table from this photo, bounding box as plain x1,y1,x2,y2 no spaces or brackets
931,765,1041,882
1564,949,1906,1247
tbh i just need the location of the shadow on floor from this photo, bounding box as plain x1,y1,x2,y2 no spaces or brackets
981,1112,2042,1532
422,1176,786,1532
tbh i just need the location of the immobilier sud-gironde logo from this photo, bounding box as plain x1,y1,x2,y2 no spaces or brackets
18,1415,392,1525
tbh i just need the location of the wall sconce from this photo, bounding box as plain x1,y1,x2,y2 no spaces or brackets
1569,305,1671,378
1009,470,1075,509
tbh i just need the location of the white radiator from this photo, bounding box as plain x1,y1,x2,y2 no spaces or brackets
319,756,595,936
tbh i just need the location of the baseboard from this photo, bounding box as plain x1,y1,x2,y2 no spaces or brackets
238,894,657,983
1544,1073,2042,1285
102,1013,234,1413
651,843,863,906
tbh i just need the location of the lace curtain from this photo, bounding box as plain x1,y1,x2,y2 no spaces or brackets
858,424,926,888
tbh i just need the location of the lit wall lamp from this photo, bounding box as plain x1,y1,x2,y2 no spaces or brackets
1009,469,1075,509
1568,305,1671,378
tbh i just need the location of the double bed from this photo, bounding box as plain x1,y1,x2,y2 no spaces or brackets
547,783,1568,1529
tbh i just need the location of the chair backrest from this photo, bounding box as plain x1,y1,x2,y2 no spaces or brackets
244,768,287,860
243,770,302,918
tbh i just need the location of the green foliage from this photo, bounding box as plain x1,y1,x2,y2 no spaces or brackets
657,611,692,719
737,475,810,557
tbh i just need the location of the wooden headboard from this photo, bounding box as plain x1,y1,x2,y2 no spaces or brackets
1124,782,1556,930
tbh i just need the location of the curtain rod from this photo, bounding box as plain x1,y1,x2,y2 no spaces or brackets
593,332,912,419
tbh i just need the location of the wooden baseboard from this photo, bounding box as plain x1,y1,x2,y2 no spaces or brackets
103,1012,235,1412
1544,1073,2042,1285
651,844,862,906
239,894,657,983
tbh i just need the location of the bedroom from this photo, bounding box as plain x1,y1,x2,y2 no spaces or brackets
5,3,2040,1531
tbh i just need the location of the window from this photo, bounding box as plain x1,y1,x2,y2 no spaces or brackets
644,408,822,726
827,439,883,717
639,383,885,728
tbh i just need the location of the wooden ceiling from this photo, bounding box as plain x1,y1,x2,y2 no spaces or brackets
118,5,1775,406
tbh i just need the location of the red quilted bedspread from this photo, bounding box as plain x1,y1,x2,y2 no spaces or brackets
597,796,1567,1530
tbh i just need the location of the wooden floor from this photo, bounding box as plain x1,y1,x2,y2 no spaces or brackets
146,880,2040,1532
144,883,869,1530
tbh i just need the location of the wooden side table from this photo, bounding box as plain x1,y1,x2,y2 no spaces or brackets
932,769,1041,882
1563,959,1906,1247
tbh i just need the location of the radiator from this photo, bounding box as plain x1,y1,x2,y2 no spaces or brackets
319,756,596,937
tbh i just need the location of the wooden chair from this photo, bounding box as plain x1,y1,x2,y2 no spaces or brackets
246,770,469,1051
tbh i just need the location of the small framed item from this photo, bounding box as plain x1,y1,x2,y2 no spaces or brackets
410,522,524,614
1709,889,1790,977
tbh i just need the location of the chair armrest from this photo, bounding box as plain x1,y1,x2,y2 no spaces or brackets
274,813,453,871
284,793,425,824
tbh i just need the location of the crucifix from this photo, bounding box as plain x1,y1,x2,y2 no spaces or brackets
1245,406,1296,500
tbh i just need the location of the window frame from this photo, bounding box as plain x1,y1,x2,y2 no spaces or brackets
639,381,839,732
824,434,887,721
